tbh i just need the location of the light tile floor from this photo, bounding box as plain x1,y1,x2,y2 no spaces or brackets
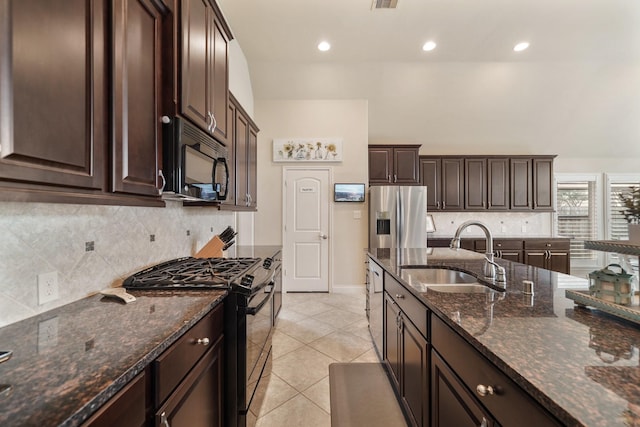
249,291,380,427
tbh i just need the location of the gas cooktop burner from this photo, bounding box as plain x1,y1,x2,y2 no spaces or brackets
123,256,261,290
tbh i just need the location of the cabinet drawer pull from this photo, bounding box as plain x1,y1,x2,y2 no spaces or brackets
196,337,210,346
395,294,405,299
476,384,495,397
480,416,488,427
160,411,170,427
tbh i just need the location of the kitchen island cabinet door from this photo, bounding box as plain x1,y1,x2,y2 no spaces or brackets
384,293,402,391
401,315,429,427
0,0,107,192
432,352,494,427
111,0,166,197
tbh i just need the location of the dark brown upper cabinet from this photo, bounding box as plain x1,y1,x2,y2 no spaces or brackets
464,158,486,210
112,0,167,197
420,157,441,211
510,158,532,210
420,155,554,212
0,0,107,192
224,93,258,211
180,0,231,145
420,157,463,211
487,158,510,210
368,145,420,185
0,0,167,206
533,157,554,210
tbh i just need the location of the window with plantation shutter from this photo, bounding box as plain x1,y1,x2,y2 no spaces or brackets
555,175,601,269
557,181,598,262
605,175,640,272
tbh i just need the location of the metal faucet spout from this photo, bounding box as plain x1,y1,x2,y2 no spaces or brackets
450,220,505,285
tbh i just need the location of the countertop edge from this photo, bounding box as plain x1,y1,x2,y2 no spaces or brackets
60,292,227,427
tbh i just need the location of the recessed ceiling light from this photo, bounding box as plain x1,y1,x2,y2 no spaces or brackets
318,41,331,52
513,42,530,52
422,41,437,52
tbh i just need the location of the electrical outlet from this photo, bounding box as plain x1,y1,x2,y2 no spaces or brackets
521,225,528,233
38,316,59,352
38,271,59,305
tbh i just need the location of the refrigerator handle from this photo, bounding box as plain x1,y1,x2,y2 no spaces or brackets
397,188,403,246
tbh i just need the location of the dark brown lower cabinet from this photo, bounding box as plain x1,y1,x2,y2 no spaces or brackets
432,352,494,427
155,334,224,427
81,371,148,427
431,315,562,427
384,292,429,427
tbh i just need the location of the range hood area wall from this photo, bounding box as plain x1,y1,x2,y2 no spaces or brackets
0,201,235,327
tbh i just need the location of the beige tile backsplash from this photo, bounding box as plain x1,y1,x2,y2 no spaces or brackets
0,201,234,327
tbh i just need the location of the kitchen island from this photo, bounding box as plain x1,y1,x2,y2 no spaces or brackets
369,247,640,427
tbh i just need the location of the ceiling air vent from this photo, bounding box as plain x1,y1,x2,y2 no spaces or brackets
372,0,398,9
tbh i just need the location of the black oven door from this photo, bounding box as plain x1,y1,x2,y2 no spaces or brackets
243,280,275,414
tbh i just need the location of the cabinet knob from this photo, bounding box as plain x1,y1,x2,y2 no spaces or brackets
160,115,171,124
395,294,405,299
476,384,495,397
480,417,488,427
196,337,210,346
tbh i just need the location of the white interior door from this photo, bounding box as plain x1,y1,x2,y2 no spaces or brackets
283,168,330,292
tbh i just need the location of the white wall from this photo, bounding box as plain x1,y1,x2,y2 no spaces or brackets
254,100,369,290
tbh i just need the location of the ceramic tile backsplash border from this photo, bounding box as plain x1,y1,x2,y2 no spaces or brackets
428,212,553,238
0,201,234,327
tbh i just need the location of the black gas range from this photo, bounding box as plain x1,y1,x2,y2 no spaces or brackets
122,256,269,295
123,253,282,427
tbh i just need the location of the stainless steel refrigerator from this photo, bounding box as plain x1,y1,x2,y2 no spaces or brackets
369,185,427,249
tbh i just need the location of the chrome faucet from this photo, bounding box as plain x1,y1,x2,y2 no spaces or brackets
450,220,506,286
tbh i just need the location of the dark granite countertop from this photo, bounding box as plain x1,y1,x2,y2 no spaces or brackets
0,290,226,426
368,247,640,427
0,245,281,426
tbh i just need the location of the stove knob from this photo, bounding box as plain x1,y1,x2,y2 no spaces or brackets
241,275,254,287
263,258,273,269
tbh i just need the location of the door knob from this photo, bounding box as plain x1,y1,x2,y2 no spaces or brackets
320,234,328,240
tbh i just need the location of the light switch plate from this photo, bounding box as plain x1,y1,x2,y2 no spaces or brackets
353,210,361,219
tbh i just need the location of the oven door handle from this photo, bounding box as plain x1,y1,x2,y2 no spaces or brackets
246,283,275,316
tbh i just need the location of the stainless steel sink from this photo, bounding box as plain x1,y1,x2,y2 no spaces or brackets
410,268,478,285
400,268,498,293
426,284,493,293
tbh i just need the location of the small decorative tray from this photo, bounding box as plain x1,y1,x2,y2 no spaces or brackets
565,290,640,327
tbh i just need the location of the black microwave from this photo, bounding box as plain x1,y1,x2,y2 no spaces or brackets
162,117,229,201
